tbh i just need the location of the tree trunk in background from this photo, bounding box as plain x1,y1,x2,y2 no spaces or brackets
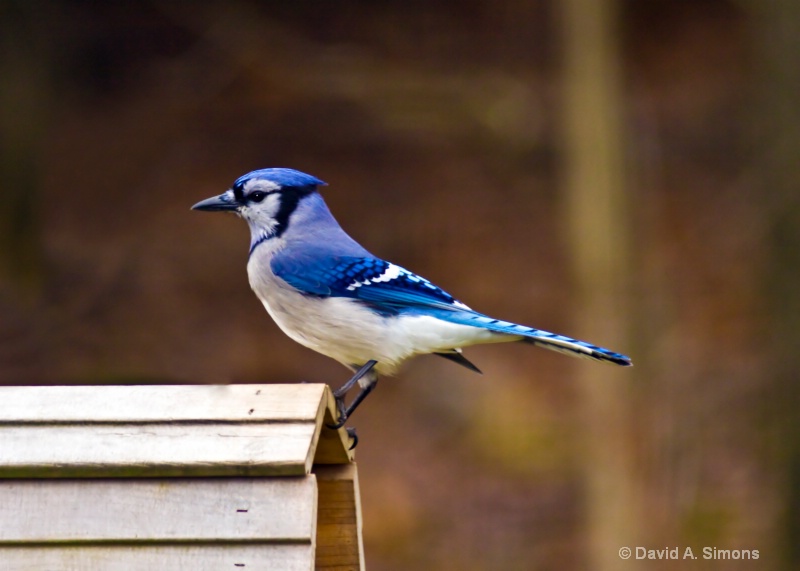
750,1,800,568
558,1,639,569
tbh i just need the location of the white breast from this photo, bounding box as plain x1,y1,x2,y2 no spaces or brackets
246,247,503,376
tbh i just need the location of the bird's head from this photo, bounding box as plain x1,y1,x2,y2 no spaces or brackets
192,168,327,239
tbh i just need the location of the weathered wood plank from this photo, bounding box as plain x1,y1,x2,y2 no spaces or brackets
0,478,316,542
0,384,326,423
314,464,365,571
0,424,317,477
0,384,356,470
0,545,314,571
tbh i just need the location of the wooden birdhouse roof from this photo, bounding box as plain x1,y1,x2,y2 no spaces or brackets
0,383,363,570
0,383,354,477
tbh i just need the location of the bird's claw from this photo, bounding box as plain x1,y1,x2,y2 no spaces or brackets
325,405,358,449
346,427,358,449
325,396,349,429
326,417,347,430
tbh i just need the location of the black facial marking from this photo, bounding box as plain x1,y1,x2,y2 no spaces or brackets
232,183,245,202
273,185,315,238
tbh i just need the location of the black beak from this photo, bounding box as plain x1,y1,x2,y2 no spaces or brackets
191,193,239,212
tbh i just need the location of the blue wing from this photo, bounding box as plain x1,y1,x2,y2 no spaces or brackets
271,255,467,315
271,254,632,366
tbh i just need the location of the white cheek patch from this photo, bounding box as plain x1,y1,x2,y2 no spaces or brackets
242,193,282,231
262,193,282,213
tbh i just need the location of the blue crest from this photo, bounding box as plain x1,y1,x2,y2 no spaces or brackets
233,168,327,191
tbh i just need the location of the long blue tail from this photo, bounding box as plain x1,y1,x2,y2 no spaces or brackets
430,309,632,366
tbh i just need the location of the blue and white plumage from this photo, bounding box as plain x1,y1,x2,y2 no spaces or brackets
192,168,632,430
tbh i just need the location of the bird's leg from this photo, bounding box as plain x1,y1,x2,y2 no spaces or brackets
341,377,378,419
328,360,378,430
329,378,378,432
332,359,377,420
333,360,377,400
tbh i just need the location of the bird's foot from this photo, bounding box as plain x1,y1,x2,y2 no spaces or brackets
325,405,357,448
325,361,378,450
326,389,351,429
326,360,377,430
326,397,349,430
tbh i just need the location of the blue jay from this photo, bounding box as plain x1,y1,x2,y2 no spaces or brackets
192,168,631,437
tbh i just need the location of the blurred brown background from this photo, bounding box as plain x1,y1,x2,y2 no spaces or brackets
1,0,798,569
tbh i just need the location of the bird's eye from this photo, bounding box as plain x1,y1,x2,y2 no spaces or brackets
248,191,267,203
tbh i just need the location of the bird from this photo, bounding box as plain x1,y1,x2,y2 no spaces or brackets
192,168,632,440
